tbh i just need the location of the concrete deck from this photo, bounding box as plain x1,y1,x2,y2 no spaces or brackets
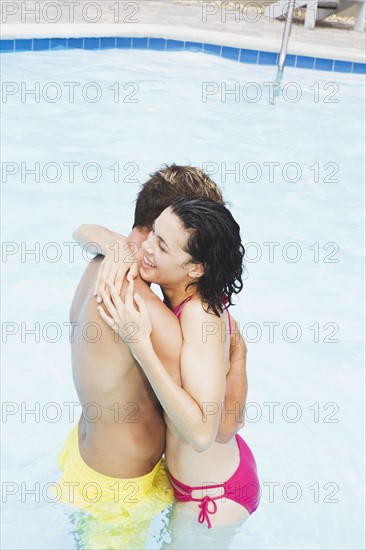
1,0,365,63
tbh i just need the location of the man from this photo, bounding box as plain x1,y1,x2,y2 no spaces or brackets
56,165,247,547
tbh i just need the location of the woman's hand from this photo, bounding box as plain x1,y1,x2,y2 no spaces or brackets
72,224,137,302
94,242,138,303
97,275,152,358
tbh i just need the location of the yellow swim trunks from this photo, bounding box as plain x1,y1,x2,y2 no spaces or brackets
54,422,174,549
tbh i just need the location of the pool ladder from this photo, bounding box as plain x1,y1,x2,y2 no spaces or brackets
272,0,296,103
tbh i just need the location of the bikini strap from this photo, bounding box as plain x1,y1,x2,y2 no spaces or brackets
227,309,232,335
222,294,232,335
198,496,217,529
173,295,193,318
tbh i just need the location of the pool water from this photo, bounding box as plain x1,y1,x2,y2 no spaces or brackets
1,48,365,549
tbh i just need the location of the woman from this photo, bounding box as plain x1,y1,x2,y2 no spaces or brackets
98,197,260,528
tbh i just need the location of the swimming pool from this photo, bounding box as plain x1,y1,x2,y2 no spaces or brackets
1,47,365,549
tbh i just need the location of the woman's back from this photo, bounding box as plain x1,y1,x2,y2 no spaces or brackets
164,297,258,527
165,296,237,481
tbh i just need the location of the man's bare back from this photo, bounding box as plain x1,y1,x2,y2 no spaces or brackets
69,252,182,478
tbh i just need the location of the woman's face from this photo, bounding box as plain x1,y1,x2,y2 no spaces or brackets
140,207,201,287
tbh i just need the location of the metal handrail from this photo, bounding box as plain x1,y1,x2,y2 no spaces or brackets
272,0,296,103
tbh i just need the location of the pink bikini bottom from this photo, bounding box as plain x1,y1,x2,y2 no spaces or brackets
168,433,260,528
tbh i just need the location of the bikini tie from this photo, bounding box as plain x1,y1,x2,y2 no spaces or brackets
198,496,217,529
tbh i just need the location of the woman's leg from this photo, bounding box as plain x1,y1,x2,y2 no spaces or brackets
163,501,246,550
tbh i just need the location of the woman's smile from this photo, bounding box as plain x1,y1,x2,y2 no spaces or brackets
141,255,156,270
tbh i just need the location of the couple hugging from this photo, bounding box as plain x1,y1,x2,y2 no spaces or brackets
56,164,260,546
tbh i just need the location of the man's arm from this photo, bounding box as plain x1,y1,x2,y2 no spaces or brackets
215,316,248,444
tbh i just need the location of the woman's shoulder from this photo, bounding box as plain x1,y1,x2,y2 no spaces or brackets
180,296,224,325
180,296,226,353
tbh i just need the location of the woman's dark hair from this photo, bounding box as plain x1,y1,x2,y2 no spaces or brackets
170,197,245,317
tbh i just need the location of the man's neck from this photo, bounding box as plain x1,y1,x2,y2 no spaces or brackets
126,227,149,262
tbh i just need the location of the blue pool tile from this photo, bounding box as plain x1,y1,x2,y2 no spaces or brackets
285,54,296,67
353,62,366,74
33,38,50,51
222,46,239,61
116,37,132,48
239,49,258,64
203,43,221,56
132,37,148,49
67,38,84,49
334,60,352,73
84,37,99,50
166,39,184,51
296,55,315,69
0,40,14,52
184,42,202,52
149,38,166,50
15,39,33,52
3,34,365,79
258,51,278,65
50,38,67,50
100,37,116,49
315,57,334,71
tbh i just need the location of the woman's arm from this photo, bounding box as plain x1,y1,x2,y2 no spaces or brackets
72,224,127,256
72,224,136,300
98,279,226,452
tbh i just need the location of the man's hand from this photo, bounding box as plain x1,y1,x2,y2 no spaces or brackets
215,315,248,444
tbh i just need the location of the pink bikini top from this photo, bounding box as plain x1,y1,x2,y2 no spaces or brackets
172,295,232,334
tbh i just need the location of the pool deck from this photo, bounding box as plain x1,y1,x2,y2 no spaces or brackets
1,0,365,63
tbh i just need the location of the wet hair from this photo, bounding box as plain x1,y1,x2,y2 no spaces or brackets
133,164,224,229
170,197,245,317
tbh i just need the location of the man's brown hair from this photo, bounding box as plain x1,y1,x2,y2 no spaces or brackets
133,164,224,229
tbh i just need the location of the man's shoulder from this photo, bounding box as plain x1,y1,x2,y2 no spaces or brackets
69,257,103,321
